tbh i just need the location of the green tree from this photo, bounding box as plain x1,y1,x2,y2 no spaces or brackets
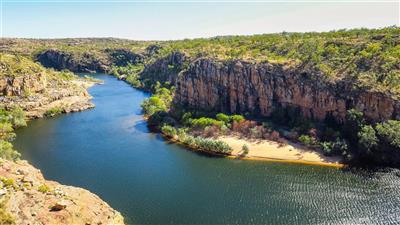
357,125,378,152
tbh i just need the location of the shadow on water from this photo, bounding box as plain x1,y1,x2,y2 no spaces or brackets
13,74,400,225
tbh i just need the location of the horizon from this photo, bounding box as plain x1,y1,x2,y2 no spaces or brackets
1,25,399,41
2,1,399,40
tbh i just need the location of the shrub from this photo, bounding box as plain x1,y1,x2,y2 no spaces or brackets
9,107,26,128
0,177,15,188
0,141,20,161
44,107,63,117
181,112,193,126
161,125,177,138
38,184,51,193
298,135,315,146
191,137,232,154
320,138,348,156
216,113,230,124
191,117,224,129
141,96,167,116
230,115,244,123
357,125,378,152
375,120,400,149
0,123,15,142
242,144,249,155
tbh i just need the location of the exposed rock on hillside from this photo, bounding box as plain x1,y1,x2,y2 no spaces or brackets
140,51,188,88
0,159,124,225
0,53,97,118
174,58,400,123
37,49,109,73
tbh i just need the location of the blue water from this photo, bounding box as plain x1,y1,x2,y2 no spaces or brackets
13,74,400,225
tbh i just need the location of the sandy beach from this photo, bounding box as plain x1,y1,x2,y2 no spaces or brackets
217,136,344,167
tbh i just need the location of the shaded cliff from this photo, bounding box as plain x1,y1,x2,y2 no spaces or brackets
174,58,400,123
140,51,188,89
36,48,144,73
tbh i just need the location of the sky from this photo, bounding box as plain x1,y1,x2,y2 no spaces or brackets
1,0,399,40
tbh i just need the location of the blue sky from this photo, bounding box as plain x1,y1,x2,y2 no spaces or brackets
1,0,399,40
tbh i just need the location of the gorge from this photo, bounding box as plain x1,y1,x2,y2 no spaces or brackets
1,27,400,224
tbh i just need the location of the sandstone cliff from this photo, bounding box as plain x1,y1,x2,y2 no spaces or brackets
174,58,400,123
0,159,124,225
0,53,96,118
140,51,188,88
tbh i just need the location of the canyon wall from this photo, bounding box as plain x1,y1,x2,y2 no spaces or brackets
174,58,400,123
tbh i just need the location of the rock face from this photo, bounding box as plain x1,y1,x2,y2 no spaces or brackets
174,58,400,123
0,73,47,96
37,49,109,73
0,78,96,119
0,159,125,225
140,51,188,88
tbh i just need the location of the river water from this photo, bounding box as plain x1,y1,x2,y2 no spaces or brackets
13,74,400,225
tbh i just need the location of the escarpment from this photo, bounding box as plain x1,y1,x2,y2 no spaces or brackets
174,58,400,123
140,51,188,88
37,49,109,73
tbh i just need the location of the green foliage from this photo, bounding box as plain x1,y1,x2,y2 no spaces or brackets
375,120,400,149
109,63,144,88
242,144,249,155
191,137,232,154
320,138,348,156
0,141,20,161
0,123,15,142
0,177,15,188
298,135,315,146
230,115,244,123
161,125,177,138
38,184,51,193
358,125,378,152
141,96,167,116
216,113,230,124
141,85,173,116
0,200,16,225
44,107,63,117
191,117,224,129
8,107,26,128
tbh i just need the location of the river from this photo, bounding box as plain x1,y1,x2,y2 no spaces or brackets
13,74,400,225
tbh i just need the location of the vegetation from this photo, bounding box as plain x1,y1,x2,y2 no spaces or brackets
0,108,26,161
44,107,64,117
38,184,51,193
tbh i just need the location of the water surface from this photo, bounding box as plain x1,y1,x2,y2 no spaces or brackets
14,74,400,225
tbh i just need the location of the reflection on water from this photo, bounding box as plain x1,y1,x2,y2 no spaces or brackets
14,74,400,225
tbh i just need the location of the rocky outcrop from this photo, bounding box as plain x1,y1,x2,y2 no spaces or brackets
0,159,124,225
140,51,188,88
37,49,109,73
0,73,46,96
0,78,96,119
174,58,400,123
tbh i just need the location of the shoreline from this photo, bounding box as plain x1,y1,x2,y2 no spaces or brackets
158,131,345,168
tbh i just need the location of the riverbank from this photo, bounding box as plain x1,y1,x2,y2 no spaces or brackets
159,130,344,168
218,136,344,168
0,159,124,224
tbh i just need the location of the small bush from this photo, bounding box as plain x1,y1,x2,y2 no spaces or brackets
216,113,230,124
38,184,51,193
44,107,63,117
161,125,177,138
0,141,20,161
230,115,244,123
242,144,249,155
